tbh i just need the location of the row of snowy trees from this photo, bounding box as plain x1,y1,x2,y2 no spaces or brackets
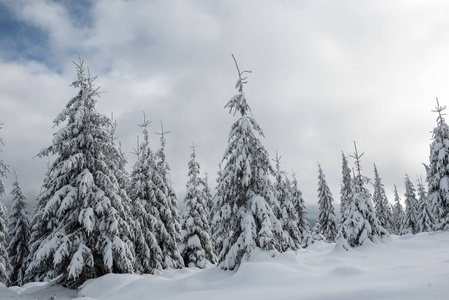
0,59,186,288
0,56,449,288
310,99,449,243
312,157,439,244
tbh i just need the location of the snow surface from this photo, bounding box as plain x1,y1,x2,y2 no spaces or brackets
2,232,449,299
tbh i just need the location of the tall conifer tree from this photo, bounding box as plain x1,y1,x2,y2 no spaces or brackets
427,99,449,230
291,173,309,242
340,143,387,247
203,171,214,224
392,185,404,235
211,160,223,241
340,152,352,223
129,115,183,273
416,178,434,233
26,58,134,288
181,143,216,268
315,164,338,242
372,164,393,233
154,123,183,260
7,174,30,286
213,56,286,270
273,153,300,250
401,175,419,235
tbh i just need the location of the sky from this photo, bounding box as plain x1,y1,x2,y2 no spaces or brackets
1,0,449,216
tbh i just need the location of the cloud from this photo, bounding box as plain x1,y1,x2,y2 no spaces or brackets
1,0,449,211
0,59,73,208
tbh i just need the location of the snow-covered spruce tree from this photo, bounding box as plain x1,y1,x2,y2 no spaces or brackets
108,116,135,217
340,143,387,247
129,116,177,274
26,164,52,283
392,185,404,235
305,222,325,247
427,99,449,230
211,160,224,242
203,171,214,224
400,175,419,235
291,173,310,243
154,122,183,266
273,152,300,250
213,56,286,270
372,164,394,233
180,143,216,268
0,124,11,285
7,173,30,286
340,152,352,224
26,58,134,288
416,177,435,233
0,201,9,286
107,115,137,270
108,115,132,193
315,164,338,242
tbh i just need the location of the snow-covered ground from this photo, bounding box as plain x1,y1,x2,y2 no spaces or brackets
2,231,448,300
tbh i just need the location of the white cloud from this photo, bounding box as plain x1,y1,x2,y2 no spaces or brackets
2,0,449,208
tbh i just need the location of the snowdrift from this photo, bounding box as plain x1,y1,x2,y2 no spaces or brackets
3,232,449,300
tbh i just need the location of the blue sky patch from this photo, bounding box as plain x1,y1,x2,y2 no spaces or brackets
0,2,49,63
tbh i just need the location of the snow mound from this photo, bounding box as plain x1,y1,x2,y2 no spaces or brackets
3,232,449,300
79,273,143,298
6,277,77,300
0,284,17,300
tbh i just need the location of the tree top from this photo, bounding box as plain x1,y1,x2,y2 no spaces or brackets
225,54,252,116
349,141,364,177
432,98,447,125
190,141,198,155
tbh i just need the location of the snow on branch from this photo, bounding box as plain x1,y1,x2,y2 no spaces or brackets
155,121,171,149
225,54,252,116
232,54,252,93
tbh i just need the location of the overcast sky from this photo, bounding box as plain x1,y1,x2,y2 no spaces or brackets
1,0,449,215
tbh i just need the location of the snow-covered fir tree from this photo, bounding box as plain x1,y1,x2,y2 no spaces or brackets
180,143,216,268
128,116,183,273
0,197,9,286
26,58,135,288
273,153,300,250
108,116,132,193
213,56,286,270
392,185,404,235
0,124,11,285
340,143,387,247
427,99,449,230
211,160,223,239
108,116,135,233
315,164,338,242
340,152,352,223
372,164,394,233
203,171,214,223
305,222,326,247
154,122,184,265
416,177,434,233
7,173,30,286
129,134,159,274
401,175,419,235
26,164,51,283
291,173,310,243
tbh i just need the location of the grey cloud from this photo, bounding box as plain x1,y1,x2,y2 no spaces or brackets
1,0,448,211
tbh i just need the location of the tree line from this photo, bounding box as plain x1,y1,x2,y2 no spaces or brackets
0,56,448,288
